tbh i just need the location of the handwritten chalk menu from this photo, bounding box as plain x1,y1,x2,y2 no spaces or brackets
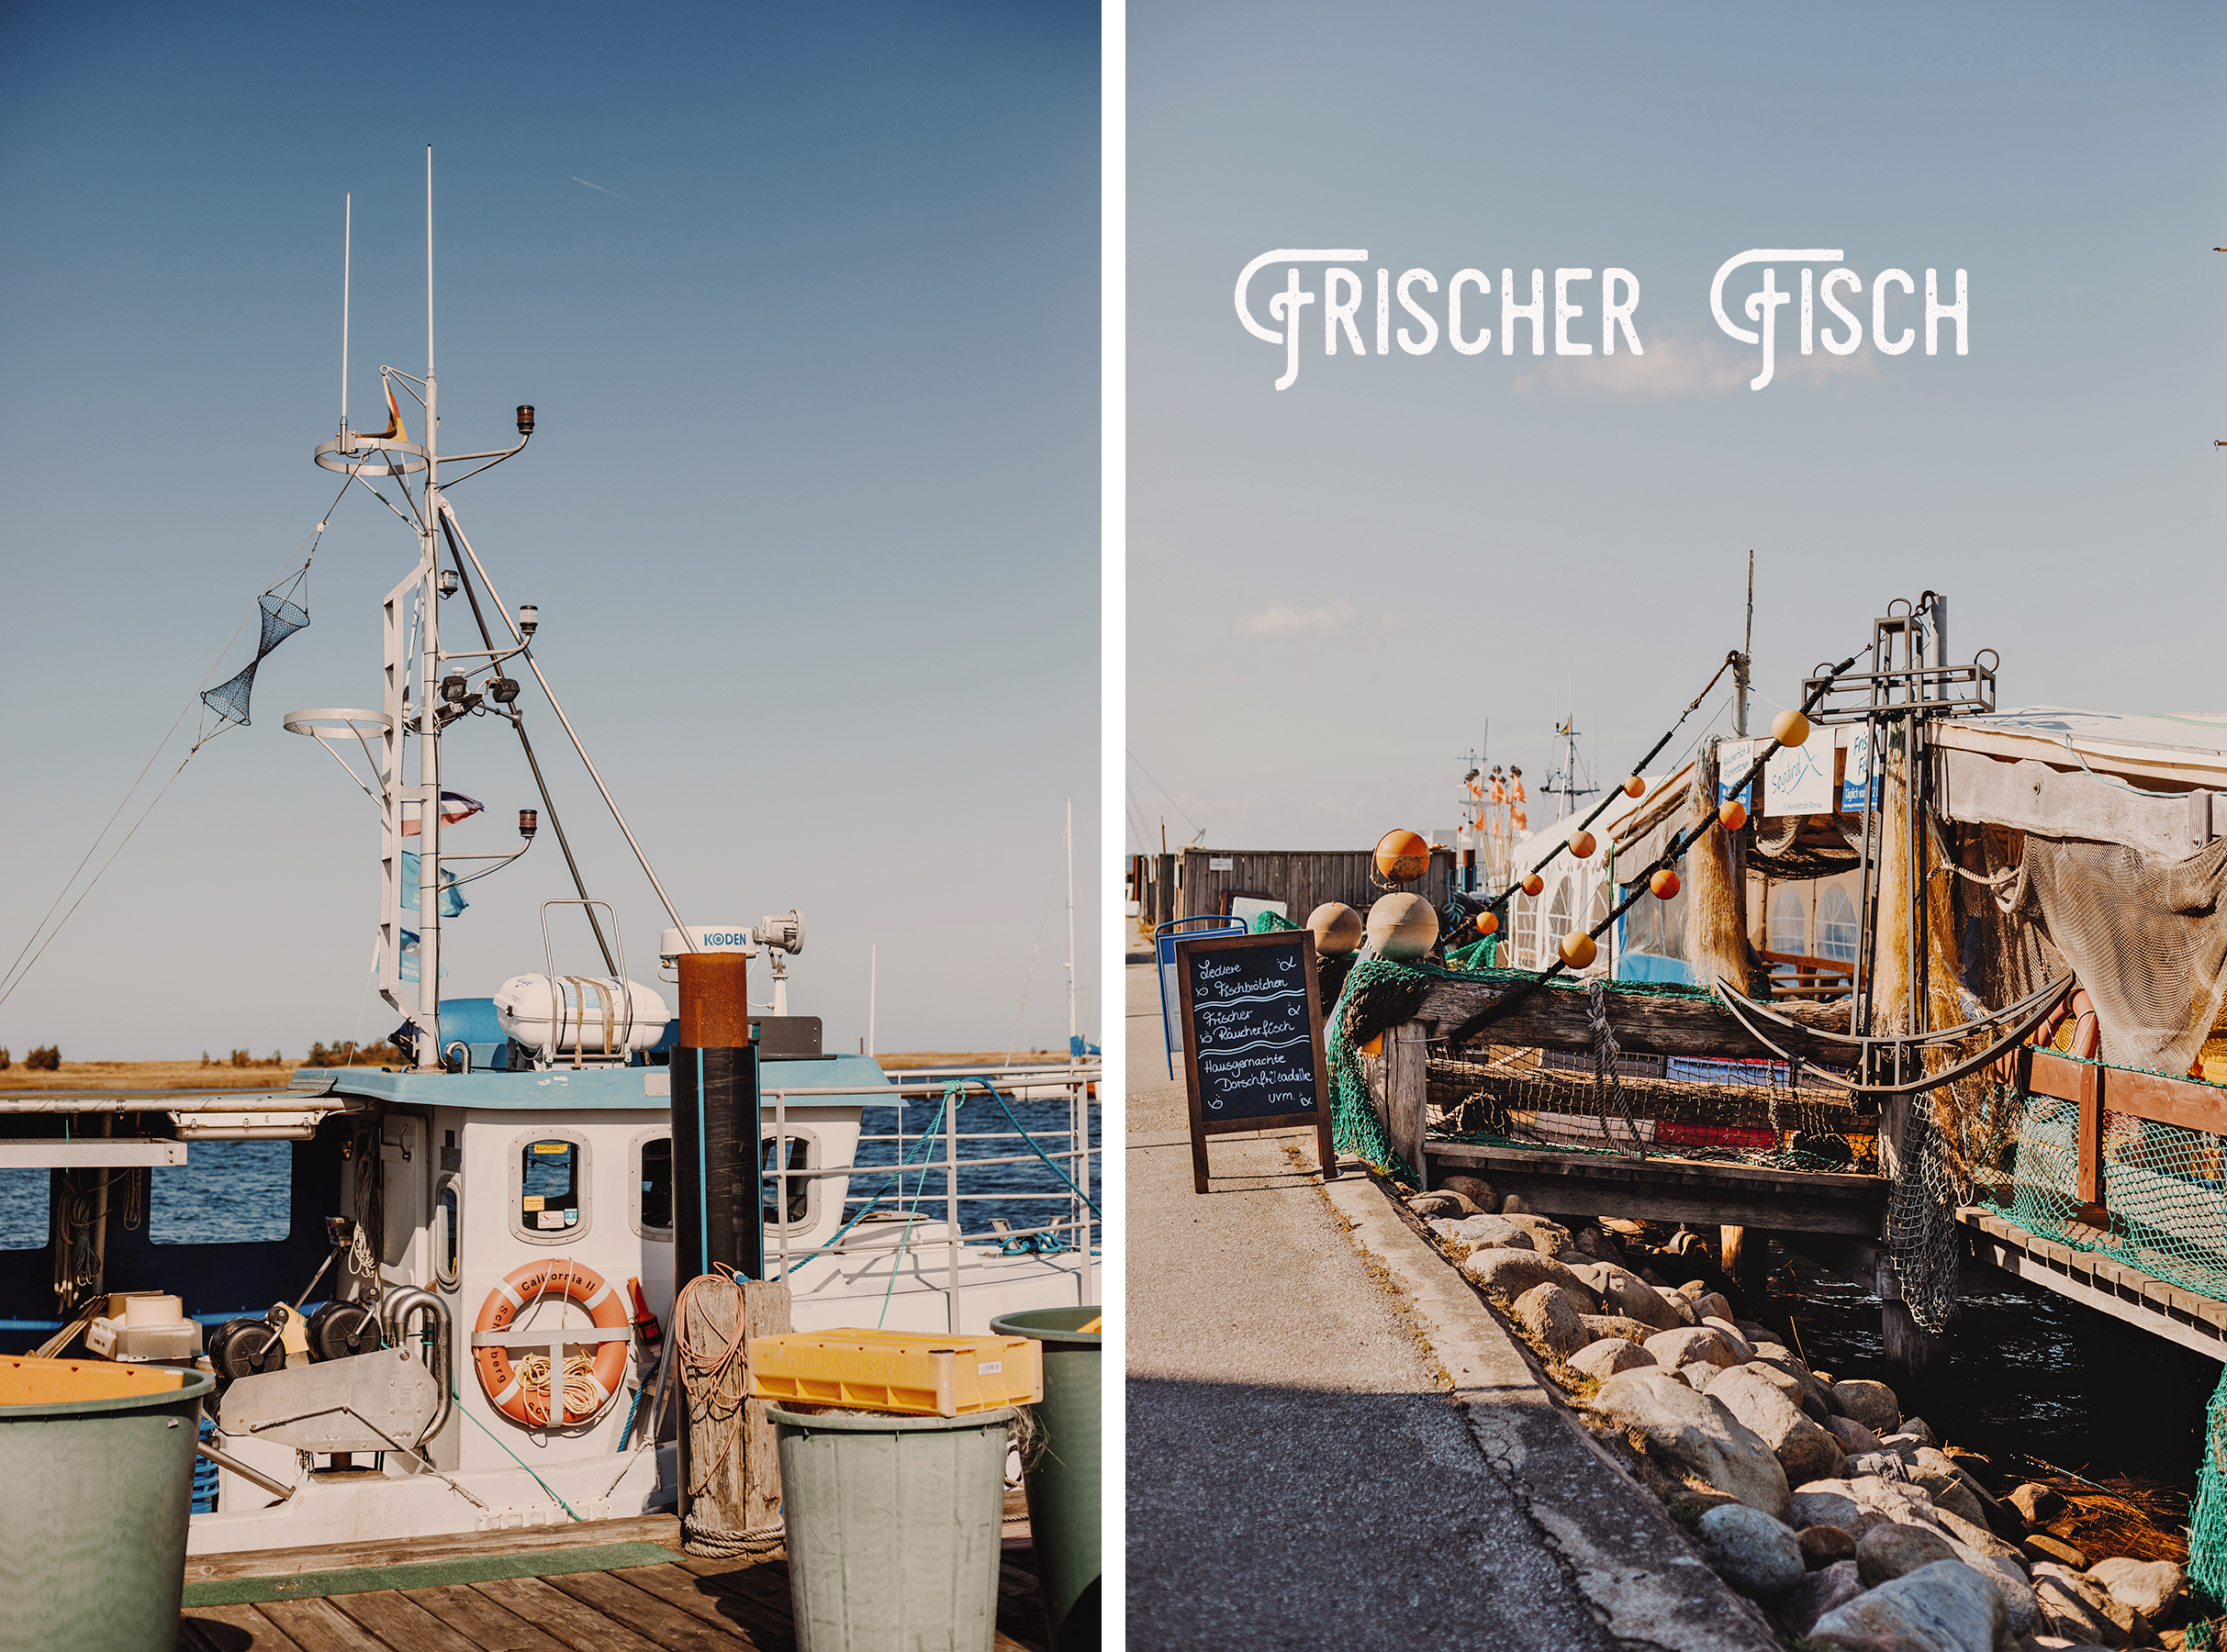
1173,929,1335,1194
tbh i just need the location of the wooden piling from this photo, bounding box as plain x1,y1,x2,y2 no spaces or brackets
1688,742,1751,992
678,1273,792,1549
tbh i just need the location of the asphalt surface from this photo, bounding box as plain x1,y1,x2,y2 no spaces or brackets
1125,962,1623,1651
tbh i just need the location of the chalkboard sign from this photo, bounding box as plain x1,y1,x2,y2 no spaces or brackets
1172,929,1335,1193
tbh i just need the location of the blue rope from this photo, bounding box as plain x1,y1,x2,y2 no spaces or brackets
453,1383,583,1521
939,1077,1102,1219
809,1093,952,1256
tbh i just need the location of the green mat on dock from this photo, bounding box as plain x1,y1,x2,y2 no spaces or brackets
181,1539,678,1605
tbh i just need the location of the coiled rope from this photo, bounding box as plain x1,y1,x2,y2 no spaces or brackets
673,1265,784,1558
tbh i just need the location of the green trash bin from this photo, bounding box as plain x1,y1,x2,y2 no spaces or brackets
991,1307,1101,1652
0,1366,215,1652
770,1403,1014,1652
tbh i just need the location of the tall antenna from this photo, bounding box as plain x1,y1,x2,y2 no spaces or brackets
425,146,434,379
341,193,351,438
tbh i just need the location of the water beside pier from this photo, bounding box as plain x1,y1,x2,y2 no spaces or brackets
1767,1237,2218,1516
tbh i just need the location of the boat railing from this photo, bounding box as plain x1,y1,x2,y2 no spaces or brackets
756,1066,1100,1327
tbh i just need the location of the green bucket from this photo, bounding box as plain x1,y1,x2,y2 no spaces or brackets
0,1367,215,1652
991,1306,1101,1652
769,1403,1014,1652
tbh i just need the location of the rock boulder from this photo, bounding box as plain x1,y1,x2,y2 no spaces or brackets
1590,1367,1792,1520
1706,1366,1848,1486
1458,1247,1597,1308
1810,1558,2006,1652
2087,1557,2184,1624
1695,1502,1805,1599
1577,1313,1657,1345
1780,1559,1864,1638
1821,1414,1885,1457
1855,1521,1958,1587
1513,1281,1592,1360
1798,1524,1857,1569
1827,1377,1902,1435
1566,1336,1653,1382
1643,1325,1745,1372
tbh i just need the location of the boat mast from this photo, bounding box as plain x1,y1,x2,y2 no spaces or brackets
416,144,443,1068
1064,796,1076,1059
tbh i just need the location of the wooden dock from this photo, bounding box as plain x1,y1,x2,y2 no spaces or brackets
1426,1140,1888,1234
178,1512,1051,1652
1959,1206,2227,1363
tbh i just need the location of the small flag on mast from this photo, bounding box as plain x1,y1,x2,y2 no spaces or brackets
400,790,485,837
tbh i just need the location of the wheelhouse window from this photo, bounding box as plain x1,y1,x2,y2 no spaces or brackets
762,1135,812,1228
633,1133,673,1237
509,1132,591,1244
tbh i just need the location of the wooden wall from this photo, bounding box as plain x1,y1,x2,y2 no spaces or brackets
1174,847,1456,925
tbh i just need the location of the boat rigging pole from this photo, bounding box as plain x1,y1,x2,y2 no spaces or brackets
439,518,617,976
415,145,444,1069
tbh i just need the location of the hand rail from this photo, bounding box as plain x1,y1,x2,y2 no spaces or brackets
381,1286,453,1446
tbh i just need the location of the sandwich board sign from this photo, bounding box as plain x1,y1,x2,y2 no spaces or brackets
1171,927,1335,1194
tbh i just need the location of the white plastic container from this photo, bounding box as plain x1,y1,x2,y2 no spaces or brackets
493,974,670,1056
85,1300,204,1362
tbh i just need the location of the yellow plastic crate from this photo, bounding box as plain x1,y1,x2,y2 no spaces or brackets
747,1329,1042,1416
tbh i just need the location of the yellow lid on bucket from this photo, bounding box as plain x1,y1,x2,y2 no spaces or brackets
0,1356,186,1406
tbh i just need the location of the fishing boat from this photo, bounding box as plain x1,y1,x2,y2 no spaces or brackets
0,161,1099,1556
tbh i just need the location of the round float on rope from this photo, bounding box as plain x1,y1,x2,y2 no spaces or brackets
1559,931,1598,969
1650,868,1681,899
1773,708,1811,747
1366,892,1438,960
1374,829,1431,883
1623,776,1646,798
1306,902,1363,957
1719,798,1748,832
1520,874,1544,898
1569,830,1596,859
1473,910,1499,937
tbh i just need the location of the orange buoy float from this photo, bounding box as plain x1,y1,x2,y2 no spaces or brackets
1559,931,1598,968
474,1258,630,1428
1719,798,1748,832
1622,776,1646,798
1569,830,1596,859
1772,708,1812,748
1374,829,1431,883
1650,868,1681,899
1520,874,1544,898
1474,910,1499,937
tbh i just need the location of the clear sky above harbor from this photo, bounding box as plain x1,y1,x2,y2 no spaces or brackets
1127,1,2227,853
0,2,1099,1059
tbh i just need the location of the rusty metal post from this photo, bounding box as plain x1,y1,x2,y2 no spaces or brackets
673,952,758,1286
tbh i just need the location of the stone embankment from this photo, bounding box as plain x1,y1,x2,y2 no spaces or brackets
1416,1176,2196,1652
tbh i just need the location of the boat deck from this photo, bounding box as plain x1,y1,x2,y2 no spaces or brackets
178,1513,1051,1652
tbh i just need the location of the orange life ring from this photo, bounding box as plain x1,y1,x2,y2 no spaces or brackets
473,1258,631,1427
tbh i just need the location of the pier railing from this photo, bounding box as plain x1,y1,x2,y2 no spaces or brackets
1997,1047,2227,1305
756,1063,1101,1331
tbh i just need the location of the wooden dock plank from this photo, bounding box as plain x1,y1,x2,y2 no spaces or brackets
471,1574,668,1652
597,1562,779,1650
541,1567,763,1651
185,1514,683,1583
324,1591,485,1652
183,1602,303,1652
1958,1207,2227,1361
393,1584,573,1652
1427,1141,1886,1233
252,1598,393,1652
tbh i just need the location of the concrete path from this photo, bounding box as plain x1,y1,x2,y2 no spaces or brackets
1125,963,1776,1651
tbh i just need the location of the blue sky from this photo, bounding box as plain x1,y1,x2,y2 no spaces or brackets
0,3,1099,1058
1128,1,2227,851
